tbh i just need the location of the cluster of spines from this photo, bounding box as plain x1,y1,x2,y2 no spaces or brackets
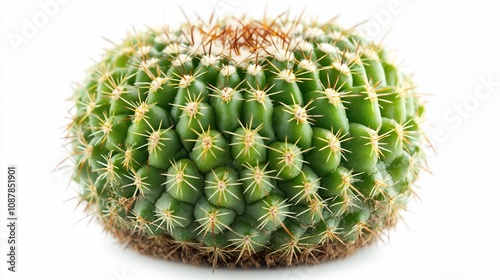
67,13,428,267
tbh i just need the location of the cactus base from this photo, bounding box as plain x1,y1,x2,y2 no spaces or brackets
112,228,369,268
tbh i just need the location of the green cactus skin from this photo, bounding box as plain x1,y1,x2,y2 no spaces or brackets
68,15,427,268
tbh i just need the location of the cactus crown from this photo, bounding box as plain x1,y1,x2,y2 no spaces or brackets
68,13,427,268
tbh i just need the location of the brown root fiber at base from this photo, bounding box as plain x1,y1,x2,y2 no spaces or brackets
111,228,376,268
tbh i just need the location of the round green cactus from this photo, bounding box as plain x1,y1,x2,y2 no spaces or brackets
68,14,427,268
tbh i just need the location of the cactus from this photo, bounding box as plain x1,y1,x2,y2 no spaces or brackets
67,14,427,268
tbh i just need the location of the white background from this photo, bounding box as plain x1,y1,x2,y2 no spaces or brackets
1,1,500,280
